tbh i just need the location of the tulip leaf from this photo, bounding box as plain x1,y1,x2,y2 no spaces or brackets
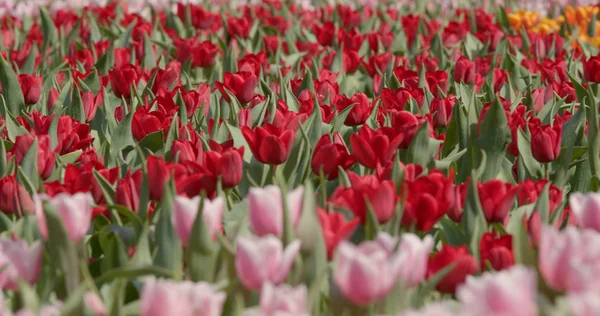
187,196,217,283
476,97,511,181
93,169,116,205
138,131,164,155
21,137,40,190
461,173,487,265
364,199,380,240
70,84,86,123
110,109,135,157
225,123,253,162
403,122,435,168
99,231,129,274
143,33,156,70
0,54,25,116
570,74,600,178
534,183,551,225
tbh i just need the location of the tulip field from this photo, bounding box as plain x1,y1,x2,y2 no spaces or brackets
3,0,600,315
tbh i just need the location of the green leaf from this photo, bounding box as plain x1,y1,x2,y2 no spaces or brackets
70,84,86,123
534,183,551,225
93,169,116,205
461,173,487,265
21,137,39,190
143,33,156,71
187,196,217,282
40,7,59,50
476,97,511,181
154,181,183,279
404,122,437,168
110,109,135,157
95,266,174,287
0,53,25,115
43,207,80,296
138,131,164,154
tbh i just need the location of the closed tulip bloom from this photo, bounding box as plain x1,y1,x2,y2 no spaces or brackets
350,125,403,169
479,233,514,271
235,235,301,290
427,244,478,294
566,290,600,316
140,279,226,316
115,172,141,212
172,196,224,247
453,56,475,84
47,88,59,111
108,64,140,99
18,74,42,105
216,71,257,104
241,124,296,165
10,135,56,179
34,192,94,243
311,133,355,180
539,226,600,292
430,96,456,128
529,118,561,163
0,238,42,290
478,180,518,223
569,192,600,232
248,185,303,237
402,171,454,231
247,283,309,316
334,232,430,306
334,93,373,126
204,147,244,189
0,175,34,216
147,155,170,200
81,90,104,122
456,266,537,316
583,55,600,83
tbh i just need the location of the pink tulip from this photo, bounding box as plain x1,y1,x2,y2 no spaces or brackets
569,193,600,232
567,290,600,316
172,196,224,247
539,226,600,292
0,238,42,291
34,193,94,243
235,235,301,290
456,266,537,316
140,279,226,316
84,292,107,316
245,283,309,316
334,232,432,306
248,185,304,237
400,302,458,316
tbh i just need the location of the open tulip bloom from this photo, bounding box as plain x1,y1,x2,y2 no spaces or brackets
0,0,600,315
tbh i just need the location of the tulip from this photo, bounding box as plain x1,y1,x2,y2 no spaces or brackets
204,147,244,189
140,279,226,316
131,107,170,142
151,67,180,94
311,133,355,180
430,97,456,128
566,290,600,316
334,232,432,306
381,87,424,110
478,180,518,223
453,56,475,84
115,172,141,212
402,171,454,231
191,41,220,68
318,209,359,260
47,88,59,112
235,235,301,290
10,135,56,179
18,74,42,105
479,233,514,271
34,192,94,243
180,84,210,118
427,244,478,294
583,55,600,83
426,70,449,97
216,71,257,104
84,292,107,316
147,155,170,200
349,125,403,169
172,195,224,247
0,238,42,290
227,16,251,39
0,175,34,216
331,172,396,224
108,64,140,99
569,192,600,232
539,226,600,292
241,124,296,165
248,185,304,237
334,93,372,126
171,140,203,164
529,118,561,163
250,283,309,316
400,303,458,316
81,90,103,122
456,266,537,316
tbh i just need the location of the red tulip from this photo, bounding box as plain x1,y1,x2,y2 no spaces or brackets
493,68,508,92
381,87,424,110
216,71,258,104
0,175,34,216
583,55,600,83
350,125,403,169
191,41,220,68
47,88,59,112
10,135,56,179
453,56,475,84
311,133,355,180
478,180,518,223
318,209,359,260
115,171,141,211
427,244,478,294
171,140,203,164
426,70,449,97
108,64,140,99
81,90,104,122
241,123,295,165
480,232,514,271
334,93,372,126
131,106,171,141
529,118,561,163
114,48,132,68
151,67,180,93
147,155,170,200
402,170,454,231
204,142,244,189
331,172,396,224
18,74,42,106
227,16,251,39
430,96,456,128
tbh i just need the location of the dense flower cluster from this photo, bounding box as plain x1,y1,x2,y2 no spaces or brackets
0,0,599,315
